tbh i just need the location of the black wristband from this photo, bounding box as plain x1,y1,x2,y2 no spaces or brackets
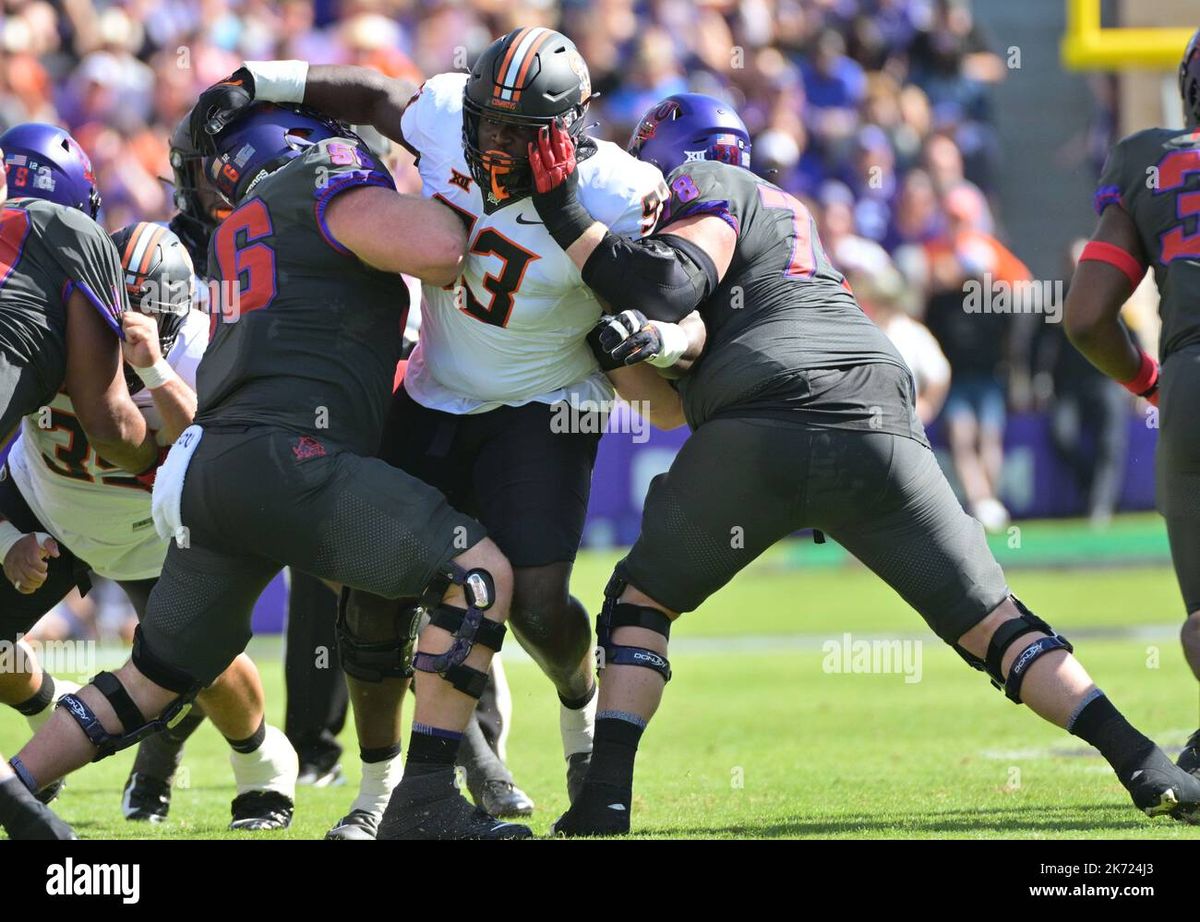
533,183,595,251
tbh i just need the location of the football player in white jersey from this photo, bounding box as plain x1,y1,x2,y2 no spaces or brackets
191,27,685,832
0,223,299,832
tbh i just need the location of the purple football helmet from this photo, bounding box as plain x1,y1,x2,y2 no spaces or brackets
0,123,101,218
1181,28,1200,127
204,102,356,206
627,93,751,176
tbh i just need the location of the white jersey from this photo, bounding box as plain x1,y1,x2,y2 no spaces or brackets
8,308,208,581
400,72,667,414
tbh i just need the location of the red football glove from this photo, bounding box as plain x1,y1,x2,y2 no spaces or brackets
528,121,578,194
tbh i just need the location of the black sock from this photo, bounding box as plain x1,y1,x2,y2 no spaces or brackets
361,743,402,764
1068,692,1156,782
14,674,55,717
132,710,205,782
225,718,266,754
406,724,463,776
588,713,646,792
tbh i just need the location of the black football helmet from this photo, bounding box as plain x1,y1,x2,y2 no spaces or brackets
168,111,227,268
110,222,195,395
1181,28,1200,127
463,27,594,208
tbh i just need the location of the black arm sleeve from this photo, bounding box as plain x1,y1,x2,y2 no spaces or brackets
580,231,719,323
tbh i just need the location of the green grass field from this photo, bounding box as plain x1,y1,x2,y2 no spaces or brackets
4,516,1200,840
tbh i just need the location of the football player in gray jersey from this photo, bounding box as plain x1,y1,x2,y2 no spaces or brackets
1065,28,1200,780
526,93,1200,836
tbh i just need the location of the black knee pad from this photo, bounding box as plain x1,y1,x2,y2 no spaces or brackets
413,563,505,699
336,590,419,682
596,572,672,683
953,596,1072,704
56,670,202,764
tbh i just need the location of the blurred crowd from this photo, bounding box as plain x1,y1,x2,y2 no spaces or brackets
0,0,1138,540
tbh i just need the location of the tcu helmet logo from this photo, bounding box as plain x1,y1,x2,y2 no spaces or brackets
635,99,681,144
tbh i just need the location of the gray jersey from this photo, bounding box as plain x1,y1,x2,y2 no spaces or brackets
1096,127,1200,361
653,160,923,442
196,137,407,455
0,197,126,397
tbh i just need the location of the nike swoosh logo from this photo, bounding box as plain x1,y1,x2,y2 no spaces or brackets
515,214,543,225
1130,770,1144,780
607,803,627,811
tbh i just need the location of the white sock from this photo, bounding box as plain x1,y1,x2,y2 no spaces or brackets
350,752,404,816
560,685,598,760
228,725,298,798
25,677,80,734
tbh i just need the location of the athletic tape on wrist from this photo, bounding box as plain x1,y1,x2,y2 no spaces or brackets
244,60,309,104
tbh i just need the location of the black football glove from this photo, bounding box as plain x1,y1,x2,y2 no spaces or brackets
587,310,664,371
190,67,256,152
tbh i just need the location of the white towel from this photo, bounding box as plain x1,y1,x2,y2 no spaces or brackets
152,424,203,543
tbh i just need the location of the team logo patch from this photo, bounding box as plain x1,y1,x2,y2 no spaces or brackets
567,50,591,100
449,168,471,192
292,436,327,461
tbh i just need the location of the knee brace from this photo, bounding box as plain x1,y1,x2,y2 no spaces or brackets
336,591,420,682
596,573,672,683
954,597,1073,704
57,671,201,762
413,563,506,699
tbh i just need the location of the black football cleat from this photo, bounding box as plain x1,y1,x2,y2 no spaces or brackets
0,776,76,840
298,761,344,788
1177,729,1200,777
228,790,294,831
33,778,64,805
121,772,171,823
550,781,631,838
378,769,532,840
325,808,379,840
1124,745,1200,823
476,780,535,818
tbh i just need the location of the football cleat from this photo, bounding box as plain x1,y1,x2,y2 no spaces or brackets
227,725,298,831
4,800,76,840
325,808,379,841
378,769,532,840
550,781,631,838
33,778,64,805
229,790,294,831
475,780,535,818
566,751,591,804
1124,746,1200,823
1177,729,1200,777
298,761,344,788
121,772,171,823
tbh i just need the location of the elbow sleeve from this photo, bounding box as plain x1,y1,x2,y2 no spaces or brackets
581,232,719,323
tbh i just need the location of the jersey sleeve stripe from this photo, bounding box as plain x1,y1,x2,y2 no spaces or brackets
312,172,398,256
1094,184,1123,215
69,279,125,338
